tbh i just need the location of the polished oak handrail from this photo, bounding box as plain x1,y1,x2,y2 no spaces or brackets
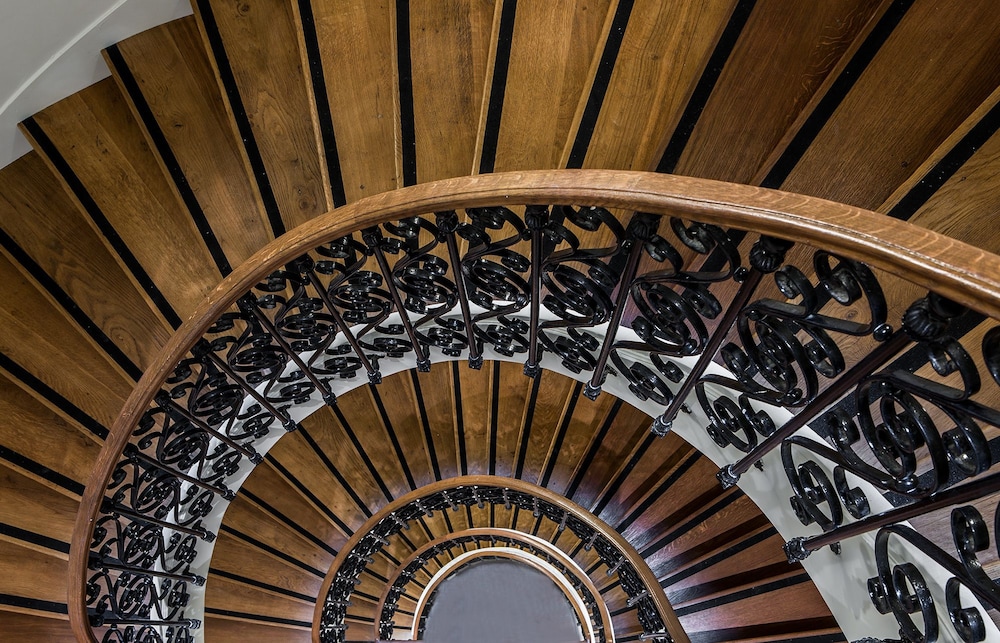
69,169,1000,641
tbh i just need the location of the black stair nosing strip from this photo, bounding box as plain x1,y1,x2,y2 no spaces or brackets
395,0,417,187
685,617,844,643
409,371,442,481
564,0,636,169
565,397,623,500
465,502,475,528
667,559,803,607
203,607,311,629
452,362,469,476
417,516,435,543
240,489,339,557
194,0,287,237
591,432,657,516
0,445,84,496
297,424,374,518
105,44,232,278
352,589,381,603
672,571,812,617
0,594,68,615
296,0,347,207
263,453,354,535
639,489,745,558
656,0,757,174
395,607,415,617
760,0,915,189
488,360,501,475
659,526,778,589
441,503,455,533
539,381,584,488
219,523,326,578
513,369,542,479
477,0,518,174
363,568,389,584
19,117,183,330
530,513,543,537
0,228,142,381
615,448,703,533
0,350,109,441
379,548,402,568
0,522,70,555
211,568,314,603
888,97,1000,220
368,384,418,491
329,404,394,503
345,614,377,625
550,525,563,546
396,529,418,554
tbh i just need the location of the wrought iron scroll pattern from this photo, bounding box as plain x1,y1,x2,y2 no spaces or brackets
79,193,1000,643
319,485,670,643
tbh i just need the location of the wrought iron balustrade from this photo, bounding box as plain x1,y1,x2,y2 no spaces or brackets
68,170,1000,643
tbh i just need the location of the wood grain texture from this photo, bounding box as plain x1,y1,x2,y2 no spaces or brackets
205,575,313,623
0,464,77,554
0,153,170,371
0,253,131,430
308,0,400,202
675,0,881,183
301,406,389,510
210,531,323,598
0,613,74,642
24,79,222,318
0,374,102,494
204,616,311,640
485,0,612,172
413,365,461,480
222,494,334,574
110,16,274,267
0,540,69,609
409,0,496,182
572,0,738,171
194,0,330,228
779,0,1000,209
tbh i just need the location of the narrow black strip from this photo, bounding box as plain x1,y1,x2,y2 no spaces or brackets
667,560,801,606
263,454,354,535
888,98,1000,220
640,490,744,558
297,0,347,207
0,445,84,496
616,451,701,533
565,398,623,500
0,522,70,554
441,504,455,533
0,594,67,615
685,618,844,643
452,362,468,476
397,529,418,553
592,433,656,516
105,45,232,276
760,0,915,188
331,403,394,502
195,0,286,236
410,371,441,480
539,382,583,487
490,502,496,528
353,590,381,603
204,607,310,628
369,384,417,491
220,524,326,577
417,516,434,543
659,526,777,588
0,350,109,441
0,229,142,380
211,568,314,602
241,489,338,556
395,0,417,186
20,117,182,329
298,425,373,518
380,548,402,567
673,572,812,617
565,0,636,168
478,0,517,174
514,371,542,479
465,503,475,528
363,568,389,584
530,513,543,537
346,613,377,625
656,0,757,174
488,361,501,475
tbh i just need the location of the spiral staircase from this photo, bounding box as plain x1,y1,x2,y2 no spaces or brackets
3,2,1000,642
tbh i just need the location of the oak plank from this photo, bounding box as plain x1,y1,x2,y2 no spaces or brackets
0,253,131,429
194,0,330,228
539,387,618,496
223,494,334,575
110,16,273,267
204,616,310,640
25,79,222,318
515,370,576,485
413,364,461,481
779,0,1000,209
493,360,533,478
0,540,68,608
205,575,313,623
0,464,77,554
210,531,323,598
308,0,400,201
0,612,74,641
0,153,170,371
368,375,436,489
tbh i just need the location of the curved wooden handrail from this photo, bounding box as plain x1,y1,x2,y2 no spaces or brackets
70,169,1000,641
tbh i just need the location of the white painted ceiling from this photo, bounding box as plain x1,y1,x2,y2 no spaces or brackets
0,0,191,168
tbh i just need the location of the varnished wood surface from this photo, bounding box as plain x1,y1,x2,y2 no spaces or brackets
194,0,330,228
109,16,274,268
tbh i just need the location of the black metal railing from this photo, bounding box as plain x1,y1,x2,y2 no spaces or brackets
76,174,1000,643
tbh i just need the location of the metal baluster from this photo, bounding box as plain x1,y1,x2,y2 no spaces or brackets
436,210,483,369
100,498,215,541
524,205,548,377
123,444,234,500
154,391,264,463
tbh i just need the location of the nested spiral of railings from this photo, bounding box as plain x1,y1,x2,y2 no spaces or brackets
70,170,1000,643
